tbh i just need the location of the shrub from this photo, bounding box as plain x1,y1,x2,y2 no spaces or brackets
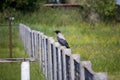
79,0,117,20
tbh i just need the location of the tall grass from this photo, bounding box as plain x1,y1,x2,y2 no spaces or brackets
30,23,120,80
30,23,120,71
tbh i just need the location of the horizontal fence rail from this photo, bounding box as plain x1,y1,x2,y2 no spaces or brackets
0,58,35,62
19,24,107,80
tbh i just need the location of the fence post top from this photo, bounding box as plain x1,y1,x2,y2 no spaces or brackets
42,35,48,39
61,47,71,55
94,72,107,75
81,61,94,74
94,72,108,80
48,37,54,40
60,46,71,51
6,16,14,21
21,61,30,66
53,42,60,47
32,30,37,32
33,30,41,34
32,30,44,36
19,23,27,27
82,61,91,65
48,37,55,43
82,61,91,68
71,54,80,62
19,23,23,26
39,32,44,35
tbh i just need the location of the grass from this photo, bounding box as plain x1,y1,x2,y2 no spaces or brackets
0,63,21,80
0,62,44,80
0,26,45,80
29,23,120,79
0,6,120,80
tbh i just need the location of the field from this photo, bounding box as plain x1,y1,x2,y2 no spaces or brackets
30,23,120,80
0,26,44,80
0,7,120,80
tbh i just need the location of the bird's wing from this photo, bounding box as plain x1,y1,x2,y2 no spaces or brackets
57,33,65,40
57,37,70,48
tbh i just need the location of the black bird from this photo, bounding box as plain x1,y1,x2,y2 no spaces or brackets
54,30,70,48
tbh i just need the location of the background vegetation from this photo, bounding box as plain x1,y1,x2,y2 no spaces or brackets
0,0,119,19
0,0,120,80
79,0,117,17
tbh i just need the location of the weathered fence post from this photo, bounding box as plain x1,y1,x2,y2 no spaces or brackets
57,46,62,80
93,73,108,80
47,37,55,80
21,61,30,80
64,48,71,80
53,42,61,80
71,54,80,80
52,42,58,80
43,35,48,78
36,31,41,61
59,47,65,80
38,32,44,66
33,31,40,60
27,27,31,57
41,34,45,74
80,61,93,80
31,30,36,58
60,47,71,80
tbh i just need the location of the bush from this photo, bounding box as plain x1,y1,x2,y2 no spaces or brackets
79,0,117,20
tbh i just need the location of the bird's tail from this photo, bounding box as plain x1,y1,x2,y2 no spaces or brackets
66,44,70,48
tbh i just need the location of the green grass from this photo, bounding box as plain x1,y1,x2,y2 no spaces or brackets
29,23,120,80
0,62,44,80
0,26,44,80
0,63,21,80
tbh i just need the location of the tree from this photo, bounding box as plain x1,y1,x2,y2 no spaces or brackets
0,0,38,12
79,0,117,19
93,0,116,17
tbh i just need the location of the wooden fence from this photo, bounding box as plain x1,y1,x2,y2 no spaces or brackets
19,24,107,80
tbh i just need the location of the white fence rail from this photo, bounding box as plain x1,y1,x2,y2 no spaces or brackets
19,24,107,80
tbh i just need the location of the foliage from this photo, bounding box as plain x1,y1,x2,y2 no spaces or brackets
79,0,117,19
0,0,39,12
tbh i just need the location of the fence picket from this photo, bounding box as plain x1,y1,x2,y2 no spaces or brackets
57,46,63,80
43,35,48,78
71,54,80,80
38,32,44,66
93,73,107,80
52,42,58,80
47,37,55,80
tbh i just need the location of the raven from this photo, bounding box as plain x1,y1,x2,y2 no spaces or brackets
54,30,70,48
